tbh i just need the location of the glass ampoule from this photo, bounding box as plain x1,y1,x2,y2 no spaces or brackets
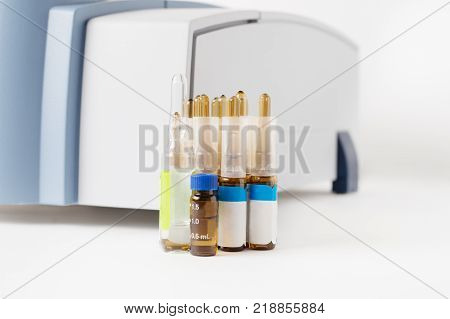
218,95,247,252
161,74,193,251
247,93,278,250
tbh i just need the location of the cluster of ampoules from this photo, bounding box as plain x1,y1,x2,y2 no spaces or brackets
160,75,277,257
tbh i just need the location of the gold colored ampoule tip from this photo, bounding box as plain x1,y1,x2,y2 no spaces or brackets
259,93,271,117
219,95,227,116
211,97,221,117
200,94,210,117
183,99,193,118
236,90,248,116
225,95,240,117
193,95,201,117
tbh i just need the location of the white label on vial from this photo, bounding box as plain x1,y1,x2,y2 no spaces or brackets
248,200,277,245
218,201,247,248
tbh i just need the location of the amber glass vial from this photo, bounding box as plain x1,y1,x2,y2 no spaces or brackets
190,173,219,257
247,175,277,250
218,176,247,251
247,93,277,251
218,95,247,252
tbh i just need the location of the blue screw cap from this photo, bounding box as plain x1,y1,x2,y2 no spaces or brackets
190,173,218,191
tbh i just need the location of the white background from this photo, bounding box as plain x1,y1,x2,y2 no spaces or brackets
0,0,449,300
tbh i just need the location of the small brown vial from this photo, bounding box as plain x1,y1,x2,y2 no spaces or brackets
218,176,247,252
190,173,219,257
247,175,277,250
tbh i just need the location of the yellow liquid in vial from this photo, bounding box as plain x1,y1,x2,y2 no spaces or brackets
161,239,190,252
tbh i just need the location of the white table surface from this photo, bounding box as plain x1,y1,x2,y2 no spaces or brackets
1,175,449,299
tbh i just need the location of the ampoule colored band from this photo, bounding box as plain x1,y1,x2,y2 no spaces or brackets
218,186,247,248
248,185,278,245
249,184,277,201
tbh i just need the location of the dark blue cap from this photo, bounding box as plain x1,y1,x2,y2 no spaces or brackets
190,173,218,191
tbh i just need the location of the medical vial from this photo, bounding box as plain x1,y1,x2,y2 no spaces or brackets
248,93,278,250
193,95,218,173
160,74,193,252
190,173,219,257
218,95,247,252
159,170,171,249
218,176,247,251
211,96,223,173
236,91,251,179
247,175,277,250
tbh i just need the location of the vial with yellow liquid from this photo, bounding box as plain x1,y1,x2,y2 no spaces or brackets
160,75,193,251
